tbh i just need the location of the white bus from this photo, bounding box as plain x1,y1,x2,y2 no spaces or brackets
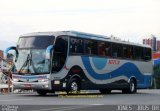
6,31,153,95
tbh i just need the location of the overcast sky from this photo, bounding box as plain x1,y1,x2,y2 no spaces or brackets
0,0,160,44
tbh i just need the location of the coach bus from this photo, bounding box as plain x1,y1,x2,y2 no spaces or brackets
5,31,152,95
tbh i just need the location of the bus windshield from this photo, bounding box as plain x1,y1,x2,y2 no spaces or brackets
13,36,55,74
13,49,50,74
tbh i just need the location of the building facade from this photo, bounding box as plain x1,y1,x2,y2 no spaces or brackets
143,35,160,51
0,50,3,58
157,41,160,51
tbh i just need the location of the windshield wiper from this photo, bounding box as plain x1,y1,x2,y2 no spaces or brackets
18,54,30,74
30,52,38,74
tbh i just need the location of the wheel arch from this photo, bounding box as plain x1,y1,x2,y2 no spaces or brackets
67,65,84,85
69,74,82,83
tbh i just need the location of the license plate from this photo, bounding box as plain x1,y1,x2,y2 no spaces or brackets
24,84,31,88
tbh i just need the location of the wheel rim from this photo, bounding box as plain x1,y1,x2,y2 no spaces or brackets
71,81,78,91
130,82,135,92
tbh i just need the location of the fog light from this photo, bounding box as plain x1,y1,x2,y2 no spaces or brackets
54,80,60,84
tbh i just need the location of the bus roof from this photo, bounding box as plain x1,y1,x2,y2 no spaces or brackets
21,31,151,48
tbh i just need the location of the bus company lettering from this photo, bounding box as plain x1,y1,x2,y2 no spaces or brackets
108,59,120,65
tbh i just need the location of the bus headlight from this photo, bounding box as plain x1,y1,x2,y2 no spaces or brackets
12,78,19,82
44,84,49,88
38,79,49,82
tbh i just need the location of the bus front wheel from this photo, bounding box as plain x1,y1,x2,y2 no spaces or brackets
67,78,80,94
36,90,47,96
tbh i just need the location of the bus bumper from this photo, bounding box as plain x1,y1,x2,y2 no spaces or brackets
12,81,52,90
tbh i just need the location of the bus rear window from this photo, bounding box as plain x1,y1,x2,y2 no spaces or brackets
17,36,54,49
144,48,151,61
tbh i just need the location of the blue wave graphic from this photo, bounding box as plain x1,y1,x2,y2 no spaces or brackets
81,56,152,87
92,57,107,70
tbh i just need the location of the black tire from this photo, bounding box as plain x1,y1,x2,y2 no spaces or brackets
36,90,47,96
122,79,137,94
99,89,111,94
67,78,80,94
122,89,128,94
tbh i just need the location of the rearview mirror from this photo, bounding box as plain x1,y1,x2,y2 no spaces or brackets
46,45,54,59
5,46,18,62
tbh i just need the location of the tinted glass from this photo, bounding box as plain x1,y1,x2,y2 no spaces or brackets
13,49,50,74
52,36,68,72
144,48,151,61
134,47,144,60
112,43,123,58
17,36,54,48
98,41,111,57
54,36,68,54
123,45,133,59
105,42,111,57
70,37,84,54
98,41,105,56
84,39,98,55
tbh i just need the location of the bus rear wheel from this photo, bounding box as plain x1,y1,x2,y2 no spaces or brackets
99,89,111,94
122,79,137,94
67,78,80,94
36,90,47,96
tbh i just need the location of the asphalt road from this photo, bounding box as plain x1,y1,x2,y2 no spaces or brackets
0,89,160,111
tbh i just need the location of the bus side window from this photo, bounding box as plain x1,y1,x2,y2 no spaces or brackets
77,39,84,54
98,41,105,56
123,46,127,58
84,40,91,55
112,43,117,57
123,45,133,59
70,38,77,53
112,43,123,58
84,40,98,55
144,48,151,61
117,44,123,58
134,47,144,60
70,37,84,54
92,40,98,55
105,42,111,57
128,46,133,59
134,47,140,60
